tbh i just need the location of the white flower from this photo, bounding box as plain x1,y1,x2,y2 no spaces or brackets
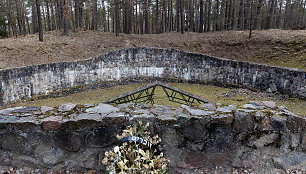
114,146,120,153
145,122,150,128
160,152,163,157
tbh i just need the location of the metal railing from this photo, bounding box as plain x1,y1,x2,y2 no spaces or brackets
104,81,210,106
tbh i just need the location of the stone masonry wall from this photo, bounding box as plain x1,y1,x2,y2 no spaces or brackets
0,102,305,173
0,47,305,106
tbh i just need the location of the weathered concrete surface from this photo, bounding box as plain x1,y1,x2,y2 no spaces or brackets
0,102,305,173
0,47,305,106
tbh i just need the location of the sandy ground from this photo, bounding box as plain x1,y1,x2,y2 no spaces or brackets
0,29,305,70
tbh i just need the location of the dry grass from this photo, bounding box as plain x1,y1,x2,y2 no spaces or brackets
6,83,306,116
0,29,305,70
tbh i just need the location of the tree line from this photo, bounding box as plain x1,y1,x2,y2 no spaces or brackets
0,0,305,40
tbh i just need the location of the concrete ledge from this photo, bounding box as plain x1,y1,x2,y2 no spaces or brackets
0,47,305,106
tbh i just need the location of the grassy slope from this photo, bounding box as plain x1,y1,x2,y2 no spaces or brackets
0,29,305,70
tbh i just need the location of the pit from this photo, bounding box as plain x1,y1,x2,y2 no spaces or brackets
0,48,305,173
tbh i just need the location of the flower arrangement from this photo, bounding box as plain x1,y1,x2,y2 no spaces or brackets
102,121,169,174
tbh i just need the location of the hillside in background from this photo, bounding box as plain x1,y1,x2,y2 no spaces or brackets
0,29,305,70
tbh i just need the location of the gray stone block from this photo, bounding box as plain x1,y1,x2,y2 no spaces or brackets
34,145,65,166
200,103,216,110
252,133,279,148
216,105,235,113
234,111,254,132
103,112,126,125
85,103,119,115
58,103,76,112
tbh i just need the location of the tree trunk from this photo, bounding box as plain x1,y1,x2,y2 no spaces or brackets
224,0,228,29
130,0,133,33
231,0,236,29
50,0,56,30
149,0,152,33
75,0,79,28
276,0,283,28
9,1,17,36
15,0,23,35
55,0,59,29
123,0,127,33
135,0,138,33
220,0,225,30
63,0,69,35
180,0,184,33
102,0,107,32
177,0,180,32
160,0,164,32
6,0,13,36
127,0,132,34
45,0,51,31
84,0,90,30
26,16,31,34
272,0,278,28
107,5,110,32
265,0,274,29
190,0,195,31
91,0,94,30
199,0,204,32
204,0,208,31
249,0,253,38
91,0,97,30
167,0,171,31
36,0,43,41
55,0,62,29
156,0,159,33
215,0,219,31
32,0,38,33
112,0,115,32
302,0,306,27
79,0,83,28
170,0,173,31
238,0,243,29
284,0,290,28
144,0,149,33
21,0,27,35
228,0,233,29
163,0,167,32
254,0,263,29
115,0,120,36
140,0,144,33
206,0,211,31
244,0,250,30
69,0,75,31
41,0,47,31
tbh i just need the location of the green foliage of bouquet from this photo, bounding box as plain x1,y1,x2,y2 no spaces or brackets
102,121,169,174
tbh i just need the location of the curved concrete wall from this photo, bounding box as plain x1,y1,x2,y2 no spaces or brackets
0,47,305,105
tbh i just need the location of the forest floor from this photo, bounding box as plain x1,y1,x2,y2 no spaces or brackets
0,29,305,70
